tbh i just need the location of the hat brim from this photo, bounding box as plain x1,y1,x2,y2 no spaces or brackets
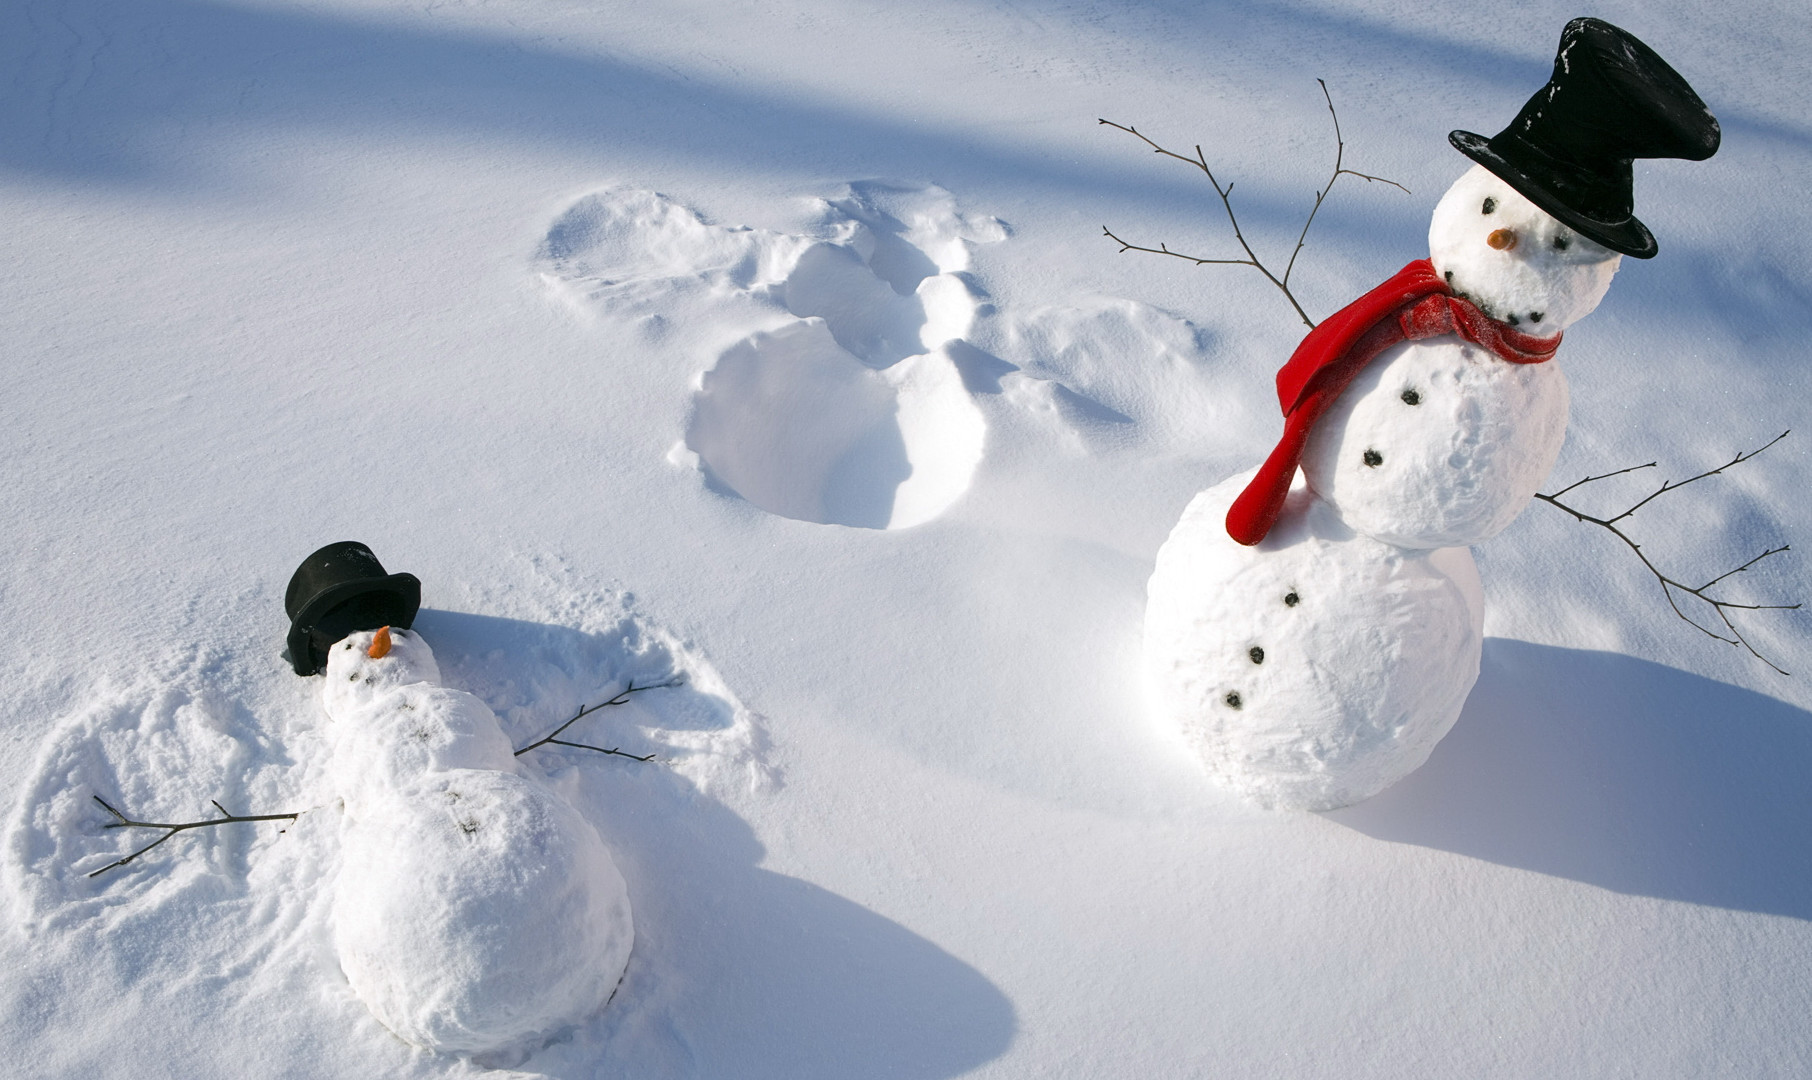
285,573,421,675
1449,130,1657,259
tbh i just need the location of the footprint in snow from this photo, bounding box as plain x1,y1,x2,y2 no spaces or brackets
539,182,1002,529
538,182,1244,525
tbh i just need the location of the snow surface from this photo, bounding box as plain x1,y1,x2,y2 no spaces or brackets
4,0,1812,1077
1144,472,1484,810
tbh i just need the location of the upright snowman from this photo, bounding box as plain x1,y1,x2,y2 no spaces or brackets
286,542,634,1056
1144,19,1721,810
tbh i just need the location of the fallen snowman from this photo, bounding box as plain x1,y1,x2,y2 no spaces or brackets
1144,18,1721,810
286,541,633,1056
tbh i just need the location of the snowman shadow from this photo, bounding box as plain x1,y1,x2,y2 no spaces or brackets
1328,639,1812,921
569,769,1019,1080
413,609,1016,1078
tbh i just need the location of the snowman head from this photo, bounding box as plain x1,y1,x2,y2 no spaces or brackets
1429,165,1622,334
321,625,442,716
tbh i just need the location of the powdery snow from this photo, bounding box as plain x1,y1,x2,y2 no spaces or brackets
3,0,1810,1077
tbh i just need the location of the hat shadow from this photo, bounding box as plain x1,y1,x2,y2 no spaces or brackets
1327,639,1812,921
412,608,1018,1078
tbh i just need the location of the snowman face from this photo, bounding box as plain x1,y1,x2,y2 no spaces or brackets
1428,165,1621,333
322,626,442,716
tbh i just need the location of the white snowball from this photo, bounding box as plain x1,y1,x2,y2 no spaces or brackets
333,769,634,1056
1144,472,1484,811
1299,337,1570,548
321,627,634,1055
1429,165,1621,332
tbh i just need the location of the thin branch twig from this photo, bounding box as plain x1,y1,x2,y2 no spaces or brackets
1542,460,1659,500
1604,430,1789,526
513,677,684,762
88,795,300,878
1283,81,1412,290
1100,81,1407,330
1534,432,1799,674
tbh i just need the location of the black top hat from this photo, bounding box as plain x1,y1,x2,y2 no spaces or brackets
284,541,421,676
1449,17,1719,259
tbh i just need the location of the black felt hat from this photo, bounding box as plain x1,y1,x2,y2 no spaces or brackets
283,541,421,676
1449,17,1719,259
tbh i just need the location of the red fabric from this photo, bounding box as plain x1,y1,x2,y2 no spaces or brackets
1224,259,1563,546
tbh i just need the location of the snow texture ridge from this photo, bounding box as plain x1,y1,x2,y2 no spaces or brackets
541,183,1000,530
539,180,1230,532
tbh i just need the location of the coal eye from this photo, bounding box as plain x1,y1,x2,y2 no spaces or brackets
1553,234,1571,251
1482,197,1497,214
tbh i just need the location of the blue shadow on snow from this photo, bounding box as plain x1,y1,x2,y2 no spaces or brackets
1328,638,1812,922
10,0,1798,348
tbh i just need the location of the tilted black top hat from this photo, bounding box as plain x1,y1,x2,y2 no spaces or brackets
1449,17,1719,259
284,541,421,676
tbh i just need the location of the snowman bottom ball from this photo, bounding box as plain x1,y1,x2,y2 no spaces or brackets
334,771,635,1055
1144,471,1485,810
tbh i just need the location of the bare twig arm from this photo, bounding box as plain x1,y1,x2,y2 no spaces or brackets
88,795,301,878
1543,461,1658,500
1100,227,1256,268
513,677,684,760
1604,430,1790,525
1283,80,1412,290
1534,432,1799,675
1098,117,1315,329
537,739,658,763
1099,84,1407,331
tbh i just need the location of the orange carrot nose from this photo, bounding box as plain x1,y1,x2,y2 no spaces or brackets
368,626,393,659
1487,228,1518,251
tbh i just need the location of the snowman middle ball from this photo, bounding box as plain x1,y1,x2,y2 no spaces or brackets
1144,471,1484,811
1297,336,1570,548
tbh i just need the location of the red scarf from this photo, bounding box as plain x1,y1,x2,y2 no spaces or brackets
1224,259,1562,546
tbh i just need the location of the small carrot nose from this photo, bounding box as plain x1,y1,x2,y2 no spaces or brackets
368,626,393,659
1487,228,1518,251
